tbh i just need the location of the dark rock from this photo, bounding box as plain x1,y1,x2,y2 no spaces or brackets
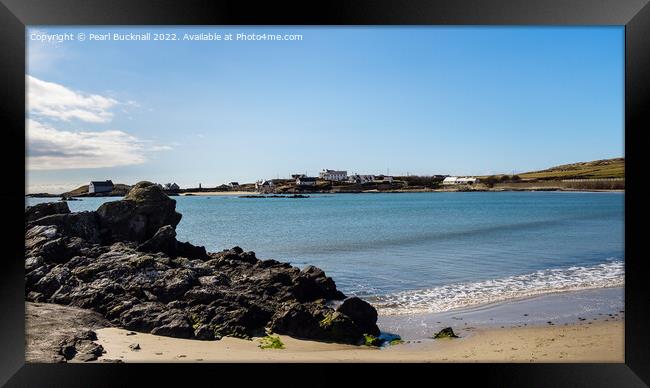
193,324,215,340
268,303,324,339
58,338,77,360
293,265,346,302
29,212,102,243
25,225,59,250
317,311,365,344
57,331,104,361
175,241,208,260
268,302,366,345
26,302,111,363
38,238,79,263
97,181,182,243
25,202,70,224
150,311,193,338
137,225,177,255
336,296,380,336
73,340,104,362
433,327,459,339
34,265,74,298
129,343,141,351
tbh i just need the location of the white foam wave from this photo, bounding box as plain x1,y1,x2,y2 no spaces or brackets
372,261,624,315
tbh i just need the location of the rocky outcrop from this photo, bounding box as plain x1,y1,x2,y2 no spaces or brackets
96,181,182,243
137,225,207,260
25,182,381,345
25,202,70,224
336,296,380,336
268,302,370,344
26,302,110,363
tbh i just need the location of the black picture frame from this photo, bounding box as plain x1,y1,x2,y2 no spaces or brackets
1,0,648,386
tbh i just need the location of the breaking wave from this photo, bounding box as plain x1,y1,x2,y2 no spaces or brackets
371,260,624,315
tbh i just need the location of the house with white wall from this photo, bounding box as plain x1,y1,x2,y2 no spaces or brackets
348,174,375,184
255,179,275,193
319,169,348,181
296,177,317,186
442,176,478,185
89,180,114,194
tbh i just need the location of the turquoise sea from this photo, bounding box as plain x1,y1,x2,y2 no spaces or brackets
26,192,624,316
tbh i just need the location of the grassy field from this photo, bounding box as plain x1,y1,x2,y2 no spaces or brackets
518,158,624,180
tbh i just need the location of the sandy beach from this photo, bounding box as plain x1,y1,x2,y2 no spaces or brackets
92,320,623,363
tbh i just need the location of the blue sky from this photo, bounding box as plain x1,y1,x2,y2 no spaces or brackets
26,26,624,193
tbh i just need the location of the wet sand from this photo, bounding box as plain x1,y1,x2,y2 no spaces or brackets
94,319,623,363
377,287,624,340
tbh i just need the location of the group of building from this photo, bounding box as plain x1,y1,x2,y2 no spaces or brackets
87,180,180,194
253,169,398,192
88,171,480,195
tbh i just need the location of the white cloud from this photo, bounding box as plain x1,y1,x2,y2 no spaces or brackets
27,119,169,170
26,182,85,195
27,75,119,123
26,76,170,170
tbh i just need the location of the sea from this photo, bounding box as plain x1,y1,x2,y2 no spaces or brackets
26,191,624,320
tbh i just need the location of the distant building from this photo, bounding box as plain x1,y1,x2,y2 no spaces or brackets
319,169,347,181
291,174,307,179
89,180,114,194
442,177,478,185
348,174,375,184
374,175,394,183
163,182,180,190
229,182,240,188
256,179,275,193
296,177,317,186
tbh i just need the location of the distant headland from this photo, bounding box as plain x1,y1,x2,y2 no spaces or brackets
26,157,624,198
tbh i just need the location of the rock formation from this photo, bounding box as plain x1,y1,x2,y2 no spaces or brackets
25,182,380,345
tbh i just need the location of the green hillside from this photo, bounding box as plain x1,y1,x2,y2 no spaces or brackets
519,158,624,180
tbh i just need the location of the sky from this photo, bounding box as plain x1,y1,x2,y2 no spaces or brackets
26,26,624,193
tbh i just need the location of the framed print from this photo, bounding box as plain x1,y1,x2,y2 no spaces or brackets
1,0,648,386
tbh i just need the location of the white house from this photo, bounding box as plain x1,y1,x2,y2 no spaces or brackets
89,180,114,194
348,174,375,184
163,182,180,190
442,176,478,185
255,179,275,193
319,169,348,181
296,177,317,186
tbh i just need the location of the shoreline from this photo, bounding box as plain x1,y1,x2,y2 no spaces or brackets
92,286,623,362
26,285,624,363
376,286,623,340
26,188,625,198
92,319,623,363
26,286,625,363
